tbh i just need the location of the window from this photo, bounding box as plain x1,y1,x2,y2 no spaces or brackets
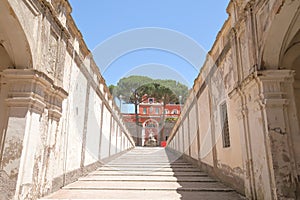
164,109,169,114
143,108,147,114
149,106,153,113
149,98,154,104
155,108,160,114
172,109,178,114
220,102,230,148
145,120,157,128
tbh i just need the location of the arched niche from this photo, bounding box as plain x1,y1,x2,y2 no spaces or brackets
0,0,34,175
143,119,159,146
279,19,300,194
261,0,300,69
260,0,300,145
282,29,300,129
258,2,300,197
0,0,33,70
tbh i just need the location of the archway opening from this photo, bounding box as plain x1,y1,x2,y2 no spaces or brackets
293,55,300,129
143,119,159,147
281,29,300,194
282,30,300,133
0,0,33,166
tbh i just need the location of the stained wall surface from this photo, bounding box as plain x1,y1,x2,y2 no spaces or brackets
0,0,134,199
167,0,300,199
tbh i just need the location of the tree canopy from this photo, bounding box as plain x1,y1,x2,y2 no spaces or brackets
110,76,189,104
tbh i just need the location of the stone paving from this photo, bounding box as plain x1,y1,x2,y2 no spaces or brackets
42,147,245,199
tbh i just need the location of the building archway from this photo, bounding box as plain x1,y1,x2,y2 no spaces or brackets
0,0,33,69
259,1,300,198
261,0,300,70
282,30,300,122
142,119,159,146
0,0,33,199
281,29,300,182
0,0,33,156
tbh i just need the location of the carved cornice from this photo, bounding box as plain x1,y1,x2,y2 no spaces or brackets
229,70,295,115
39,0,71,40
256,70,294,104
1,69,68,120
22,0,41,16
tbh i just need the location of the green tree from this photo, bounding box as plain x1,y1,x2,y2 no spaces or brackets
133,83,178,142
108,76,189,146
108,85,115,95
145,83,178,142
111,76,152,146
109,76,188,104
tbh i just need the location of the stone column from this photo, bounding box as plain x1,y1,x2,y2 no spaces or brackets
234,69,298,199
256,70,298,199
0,69,67,199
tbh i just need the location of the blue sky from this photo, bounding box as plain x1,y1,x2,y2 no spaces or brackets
68,0,230,87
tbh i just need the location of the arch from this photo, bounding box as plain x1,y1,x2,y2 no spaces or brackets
261,0,300,69
256,3,300,197
142,119,159,146
268,8,300,198
143,119,159,128
0,0,33,69
282,29,300,128
281,31,300,72
171,109,178,115
284,30,300,199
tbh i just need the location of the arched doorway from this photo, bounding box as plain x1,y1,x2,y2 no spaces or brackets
260,1,300,198
143,119,159,146
282,30,300,131
0,1,34,199
281,29,300,190
0,0,33,162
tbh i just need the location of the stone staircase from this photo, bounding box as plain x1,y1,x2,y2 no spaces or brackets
43,147,245,199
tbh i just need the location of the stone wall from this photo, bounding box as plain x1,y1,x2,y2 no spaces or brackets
0,0,135,199
167,0,300,199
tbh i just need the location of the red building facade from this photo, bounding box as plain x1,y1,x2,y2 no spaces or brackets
122,97,181,146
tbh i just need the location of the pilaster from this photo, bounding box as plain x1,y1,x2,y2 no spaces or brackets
234,69,298,199
256,69,298,199
0,69,67,199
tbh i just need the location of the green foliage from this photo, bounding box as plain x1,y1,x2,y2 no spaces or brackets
109,76,189,104
135,83,178,105
165,117,178,123
108,85,115,95
154,79,189,103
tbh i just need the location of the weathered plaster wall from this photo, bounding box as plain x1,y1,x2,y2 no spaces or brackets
168,0,300,199
198,87,214,166
0,0,135,199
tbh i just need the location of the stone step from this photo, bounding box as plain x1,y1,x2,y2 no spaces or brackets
42,189,244,200
63,180,232,191
42,147,245,200
89,171,208,176
107,162,189,165
110,159,182,162
97,167,202,172
103,165,193,169
79,175,215,182
106,162,194,167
